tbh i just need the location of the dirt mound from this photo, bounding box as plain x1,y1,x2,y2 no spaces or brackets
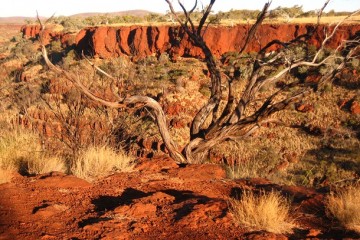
0,156,358,239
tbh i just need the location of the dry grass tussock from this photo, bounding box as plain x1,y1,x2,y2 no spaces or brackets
0,129,66,184
71,145,135,182
326,185,360,233
27,155,66,175
229,190,295,234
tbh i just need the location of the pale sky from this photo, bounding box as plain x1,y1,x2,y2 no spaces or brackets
1,0,359,18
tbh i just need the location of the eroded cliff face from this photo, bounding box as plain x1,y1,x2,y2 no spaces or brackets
20,24,76,47
22,24,360,59
74,24,360,59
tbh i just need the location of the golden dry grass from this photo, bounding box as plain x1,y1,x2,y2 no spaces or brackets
229,190,295,234
27,155,66,175
326,185,360,233
71,145,135,182
0,129,43,169
0,129,66,183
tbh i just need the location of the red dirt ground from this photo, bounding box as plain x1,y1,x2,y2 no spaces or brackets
1,156,359,240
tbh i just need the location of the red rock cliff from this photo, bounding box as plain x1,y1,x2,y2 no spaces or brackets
21,25,76,47
22,24,360,59
75,24,360,59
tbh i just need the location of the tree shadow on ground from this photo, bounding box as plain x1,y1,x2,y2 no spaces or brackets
92,188,152,212
78,188,152,227
307,146,360,176
162,189,216,221
80,187,226,226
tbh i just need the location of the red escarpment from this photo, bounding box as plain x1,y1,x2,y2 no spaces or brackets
21,24,360,59
21,24,76,47
74,24,360,59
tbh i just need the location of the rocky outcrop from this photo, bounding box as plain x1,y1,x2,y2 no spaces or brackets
21,23,360,59
21,24,76,47
20,24,42,38
74,24,360,59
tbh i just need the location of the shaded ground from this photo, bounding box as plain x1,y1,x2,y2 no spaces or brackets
0,156,359,240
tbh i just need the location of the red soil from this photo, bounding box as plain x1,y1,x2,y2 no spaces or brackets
1,156,359,239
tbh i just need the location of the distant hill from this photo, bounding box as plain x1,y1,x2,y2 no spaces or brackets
70,10,156,18
0,10,157,24
0,17,37,25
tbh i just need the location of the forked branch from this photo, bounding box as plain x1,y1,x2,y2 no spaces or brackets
37,16,187,164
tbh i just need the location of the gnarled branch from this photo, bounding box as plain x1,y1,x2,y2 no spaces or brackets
38,16,187,164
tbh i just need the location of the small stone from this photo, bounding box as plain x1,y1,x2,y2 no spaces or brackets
307,228,322,237
296,103,314,113
350,101,360,115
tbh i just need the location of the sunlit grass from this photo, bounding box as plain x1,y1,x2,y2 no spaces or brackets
71,145,135,182
229,190,295,234
326,185,360,233
0,129,66,183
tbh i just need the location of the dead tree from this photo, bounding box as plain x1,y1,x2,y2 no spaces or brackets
38,0,360,164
